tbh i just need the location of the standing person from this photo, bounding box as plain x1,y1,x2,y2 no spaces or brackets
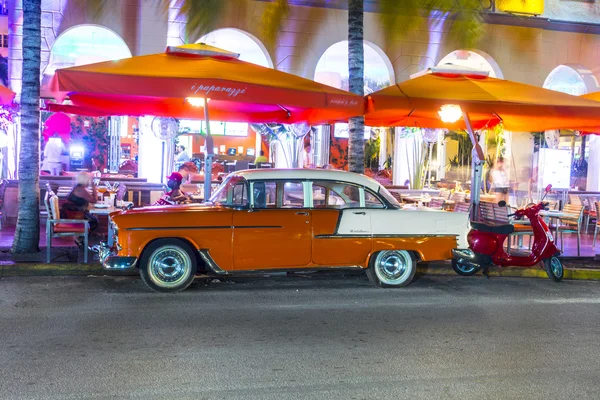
44,132,65,176
61,172,99,245
175,145,190,168
302,143,313,168
491,158,509,203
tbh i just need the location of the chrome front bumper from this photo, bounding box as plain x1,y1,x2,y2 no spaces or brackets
91,242,137,271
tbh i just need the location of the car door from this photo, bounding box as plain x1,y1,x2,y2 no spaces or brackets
232,180,312,270
310,181,372,267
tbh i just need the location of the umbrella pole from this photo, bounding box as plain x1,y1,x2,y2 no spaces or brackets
463,112,485,220
203,98,214,201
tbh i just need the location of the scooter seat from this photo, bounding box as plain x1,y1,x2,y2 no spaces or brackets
470,221,515,235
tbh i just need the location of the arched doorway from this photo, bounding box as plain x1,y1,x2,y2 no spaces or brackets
40,25,132,176
314,41,394,170
437,49,503,78
543,64,600,191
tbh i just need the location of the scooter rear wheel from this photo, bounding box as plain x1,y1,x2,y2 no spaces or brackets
451,259,480,276
544,256,563,282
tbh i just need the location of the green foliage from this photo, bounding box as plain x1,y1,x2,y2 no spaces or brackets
364,130,380,171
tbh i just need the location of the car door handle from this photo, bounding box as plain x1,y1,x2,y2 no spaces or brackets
295,212,309,216
353,211,366,215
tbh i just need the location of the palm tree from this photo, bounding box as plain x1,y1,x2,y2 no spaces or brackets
347,0,365,173
12,0,42,254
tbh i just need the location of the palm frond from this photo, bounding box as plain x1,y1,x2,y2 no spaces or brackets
262,0,290,50
174,0,227,42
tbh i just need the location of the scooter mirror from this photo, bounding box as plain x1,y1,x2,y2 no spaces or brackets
498,200,507,207
545,184,552,193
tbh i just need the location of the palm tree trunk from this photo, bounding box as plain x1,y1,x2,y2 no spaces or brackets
12,0,41,253
347,0,364,174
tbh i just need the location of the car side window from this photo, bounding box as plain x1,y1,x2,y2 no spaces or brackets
252,181,277,209
282,182,305,208
232,183,248,207
312,184,345,208
312,181,361,209
364,190,385,209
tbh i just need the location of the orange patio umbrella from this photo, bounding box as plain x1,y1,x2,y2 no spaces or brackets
48,43,363,125
365,68,600,132
0,85,16,105
365,66,600,212
48,43,363,198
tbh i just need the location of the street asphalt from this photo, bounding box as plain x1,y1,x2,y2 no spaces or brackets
1,273,600,400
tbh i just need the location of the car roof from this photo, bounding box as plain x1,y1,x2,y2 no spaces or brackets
232,169,382,192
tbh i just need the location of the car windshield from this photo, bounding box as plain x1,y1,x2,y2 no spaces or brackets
209,175,248,207
378,186,401,208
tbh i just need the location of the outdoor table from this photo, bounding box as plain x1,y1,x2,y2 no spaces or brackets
539,210,578,241
189,194,204,202
89,204,116,216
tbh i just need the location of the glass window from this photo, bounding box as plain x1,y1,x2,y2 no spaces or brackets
232,183,248,207
282,182,305,208
312,181,361,209
209,175,248,208
379,186,401,208
252,181,277,209
312,184,347,208
365,190,385,209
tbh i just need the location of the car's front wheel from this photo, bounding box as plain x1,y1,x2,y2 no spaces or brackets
139,239,197,293
366,250,416,288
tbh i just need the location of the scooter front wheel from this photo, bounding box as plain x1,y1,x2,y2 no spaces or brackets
544,256,563,282
451,258,480,276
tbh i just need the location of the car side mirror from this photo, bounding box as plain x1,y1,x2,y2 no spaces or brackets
498,200,507,207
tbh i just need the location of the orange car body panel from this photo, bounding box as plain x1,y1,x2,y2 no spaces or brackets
110,204,456,271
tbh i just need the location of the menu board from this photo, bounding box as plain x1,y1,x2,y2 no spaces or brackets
536,148,571,190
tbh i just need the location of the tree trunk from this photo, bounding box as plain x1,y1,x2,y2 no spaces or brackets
347,0,364,174
12,0,41,253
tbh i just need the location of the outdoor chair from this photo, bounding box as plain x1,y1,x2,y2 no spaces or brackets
453,202,471,213
553,203,584,256
581,196,597,233
449,191,467,204
116,183,127,202
0,179,8,230
494,203,533,251
428,198,445,210
44,191,89,263
439,188,451,200
479,201,496,222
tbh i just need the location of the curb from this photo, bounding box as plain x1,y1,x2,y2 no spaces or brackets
418,263,600,281
1,262,600,281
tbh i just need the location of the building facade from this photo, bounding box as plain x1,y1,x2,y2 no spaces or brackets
6,0,600,190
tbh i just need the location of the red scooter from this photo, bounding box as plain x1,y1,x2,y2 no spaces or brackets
451,185,563,281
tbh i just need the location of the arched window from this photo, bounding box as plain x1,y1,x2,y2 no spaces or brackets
314,41,394,94
437,49,503,79
197,28,272,68
543,65,598,95
43,25,131,86
314,41,393,139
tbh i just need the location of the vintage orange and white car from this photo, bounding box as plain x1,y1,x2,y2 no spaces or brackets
96,169,470,292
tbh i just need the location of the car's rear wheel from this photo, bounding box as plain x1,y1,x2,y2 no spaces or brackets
366,250,416,288
139,239,197,293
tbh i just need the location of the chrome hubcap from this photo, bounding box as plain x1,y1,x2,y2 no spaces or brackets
375,251,411,285
551,257,563,277
148,246,192,288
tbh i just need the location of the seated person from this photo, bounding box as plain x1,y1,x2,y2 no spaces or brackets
178,161,198,184
165,172,191,204
61,172,99,244
254,150,268,164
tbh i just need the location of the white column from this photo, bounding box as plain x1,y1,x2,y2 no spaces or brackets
137,116,164,183
587,135,600,191
393,128,421,187
379,129,387,170
436,134,446,180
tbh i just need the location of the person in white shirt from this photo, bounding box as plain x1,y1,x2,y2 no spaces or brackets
175,145,190,170
44,133,65,176
491,158,509,203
